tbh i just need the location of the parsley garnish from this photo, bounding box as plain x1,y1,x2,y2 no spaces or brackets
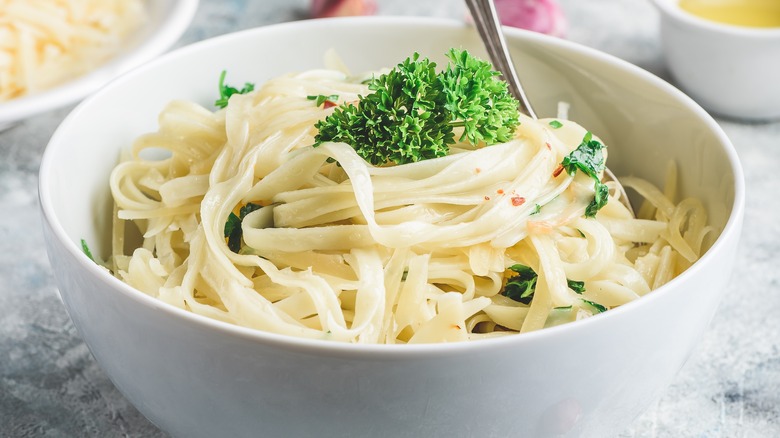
567,279,586,294
561,132,609,218
215,70,255,109
531,204,542,215
588,180,610,218
314,49,520,165
440,48,520,146
561,132,605,181
549,120,563,129
224,203,262,252
307,94,339,107
502,264,537,304
502,265,590,303
80,239,95,262
502,265,609,315
581,299,608,314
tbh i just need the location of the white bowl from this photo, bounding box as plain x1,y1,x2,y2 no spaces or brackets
39,17,744,438
0,0,199,130
652,0,780,120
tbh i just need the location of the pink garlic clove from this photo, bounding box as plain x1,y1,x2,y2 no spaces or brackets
493,0,567,37
310,0,377,18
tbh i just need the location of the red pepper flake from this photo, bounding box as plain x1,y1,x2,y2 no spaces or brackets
545,142,552,150
497,189,504,195
552,164,564,177
511,196,526,206
323,100,337,109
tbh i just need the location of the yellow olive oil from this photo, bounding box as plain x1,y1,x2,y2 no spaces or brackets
678,0,780,28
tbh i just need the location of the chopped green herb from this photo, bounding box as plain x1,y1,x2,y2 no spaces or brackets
549,120,563,129
314,49,520,165
531,203,542,215
80,239,95,262
224,202,262,252
561,132,609,218
561,132,605,180
215,70,255,109
307,94,339,107
544,305,578,328
240,202,262,218
224,213,241,244
502,264,538,305
581,298,608,314
586,180,609,218
567,279,586,294
503,265,589,306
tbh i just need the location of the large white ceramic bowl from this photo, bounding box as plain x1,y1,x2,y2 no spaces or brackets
0,0,199,130
39,17,744,438
652,0,780,120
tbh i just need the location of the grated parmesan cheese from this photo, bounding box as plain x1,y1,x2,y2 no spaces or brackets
0,0,146,101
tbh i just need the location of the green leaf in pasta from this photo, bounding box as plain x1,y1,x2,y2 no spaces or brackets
215,70,255,109
502,264,538,305
580,298,608,314
307,94,339,107
80,238,95,262
567,279,586,294
224,202,263,253
560,132,609,218
503,265,590,307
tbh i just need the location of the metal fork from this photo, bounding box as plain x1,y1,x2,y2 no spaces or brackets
465,0,635,216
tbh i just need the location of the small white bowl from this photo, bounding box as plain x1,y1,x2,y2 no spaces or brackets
652,0,780,120
39,17,744,438
0,0,199,130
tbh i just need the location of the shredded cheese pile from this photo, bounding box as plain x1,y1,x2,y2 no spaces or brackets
0,0,145,101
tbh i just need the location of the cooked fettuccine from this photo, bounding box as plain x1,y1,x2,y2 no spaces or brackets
107,59,713,344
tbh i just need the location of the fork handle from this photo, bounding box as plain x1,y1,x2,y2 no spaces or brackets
465,0,537,119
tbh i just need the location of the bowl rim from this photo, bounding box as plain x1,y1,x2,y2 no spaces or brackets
0,0,200,126
651,0,780,37
39,16,746,357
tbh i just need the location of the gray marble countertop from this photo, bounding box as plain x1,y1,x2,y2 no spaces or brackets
1,0,778,436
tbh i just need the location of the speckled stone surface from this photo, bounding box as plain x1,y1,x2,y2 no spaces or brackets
1,0,778,436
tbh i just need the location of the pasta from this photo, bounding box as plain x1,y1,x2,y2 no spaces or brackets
0,0,145,101
107,58,714,344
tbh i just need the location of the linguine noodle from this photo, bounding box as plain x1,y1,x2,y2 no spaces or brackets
107,61,713,344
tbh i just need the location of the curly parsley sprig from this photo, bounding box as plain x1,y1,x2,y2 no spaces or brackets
440,48,520,146
315,53,453,165
314,49,521,165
